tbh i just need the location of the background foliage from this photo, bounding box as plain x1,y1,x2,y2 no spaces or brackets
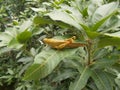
0,0,120,90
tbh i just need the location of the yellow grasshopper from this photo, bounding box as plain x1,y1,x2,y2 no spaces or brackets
43,36,86,49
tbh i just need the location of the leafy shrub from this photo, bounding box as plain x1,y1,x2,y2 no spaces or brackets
0,0,120,90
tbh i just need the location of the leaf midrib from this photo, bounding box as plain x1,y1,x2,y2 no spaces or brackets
24,50,58,80
74,66,88,90
94,71,107,90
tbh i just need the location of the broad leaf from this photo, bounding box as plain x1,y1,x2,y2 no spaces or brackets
92,2,118,23
19,20,32,32
17,30,32,44
0,47,12,55
31,7,46,12
33,16,70,28
98,33,120,48
92,70,114,90
92,11,117,31
93,48,111,60
84,30,120,48
8,38,23,49
115,74,120,88
69,66,92,90
104,32,120,38
0,28,18,47
0,32,13,47
52,70,78,82
88,0,103,17
47,8,83,29
23,47,79,80
85,30,101,39
33,16,55,25
92,54,119,69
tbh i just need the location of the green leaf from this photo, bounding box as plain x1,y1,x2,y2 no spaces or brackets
91,2,119,31
84,30,120,48
8,38,23,49
0,28,18,47
92,55,119,69
0,32,13,47
31,7,46,12
98,33,120,48
47,9,82,29
20,20,32,32
92,2,118,24
33,16,70,28
0,29,24,49
80,23,102,39
52,70,78,82
92,11,117,31
93,48,111,60
104,32,120,38
17,30,32,44
80,23,90,31
82,7,88,18
23,47,79,80
33,16,54,25
0,47,12,55
88,0,103,17
91,70,114,90
115,74,120,88
69,66,92,90
86,30,101,39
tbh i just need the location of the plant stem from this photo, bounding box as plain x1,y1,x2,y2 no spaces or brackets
86,39,92,65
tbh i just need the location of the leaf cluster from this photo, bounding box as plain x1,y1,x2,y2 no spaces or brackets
0,0,120,90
